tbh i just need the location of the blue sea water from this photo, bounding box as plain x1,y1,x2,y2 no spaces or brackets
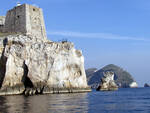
0,88,150,113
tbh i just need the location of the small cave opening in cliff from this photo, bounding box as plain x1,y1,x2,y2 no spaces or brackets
0,56,7,88
0,39,8,88
22,62,33,88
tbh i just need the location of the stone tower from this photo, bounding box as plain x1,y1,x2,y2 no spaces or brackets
0,16,5,32
4,4,47,39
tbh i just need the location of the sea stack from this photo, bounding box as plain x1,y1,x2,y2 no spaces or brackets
0,4,91,96
86,64,137,88
129,82,138,88
96,71,118,91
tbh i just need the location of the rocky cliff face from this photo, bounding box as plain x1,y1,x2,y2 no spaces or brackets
0,35,90,96
86,64,136,88
96,71,118,91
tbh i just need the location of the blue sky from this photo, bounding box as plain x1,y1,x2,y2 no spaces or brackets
1,0,150,86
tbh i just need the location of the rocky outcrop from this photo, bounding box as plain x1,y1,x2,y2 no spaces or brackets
0,34,90,96
96,71,118,91
144,83,150,87
129,82,138,88
86,64,136,88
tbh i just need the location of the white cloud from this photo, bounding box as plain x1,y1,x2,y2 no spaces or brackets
32,4,39,7
47,31,150,41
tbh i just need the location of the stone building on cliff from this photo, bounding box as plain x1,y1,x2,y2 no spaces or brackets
0,4,90,96
0,4,47,39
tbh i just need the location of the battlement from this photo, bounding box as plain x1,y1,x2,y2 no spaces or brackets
0,4,47,40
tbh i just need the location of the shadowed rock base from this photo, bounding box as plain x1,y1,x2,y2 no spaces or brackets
96,86,118,91
0,84,25,96
43,87,91,94
0,85,91,96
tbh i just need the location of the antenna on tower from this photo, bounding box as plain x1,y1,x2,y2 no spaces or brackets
17,1,21,6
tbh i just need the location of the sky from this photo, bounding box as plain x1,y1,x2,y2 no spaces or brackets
1,0,150,86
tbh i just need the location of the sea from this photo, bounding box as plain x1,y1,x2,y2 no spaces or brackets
0,87,150,113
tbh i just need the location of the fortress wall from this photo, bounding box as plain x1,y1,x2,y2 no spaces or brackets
4,5,26,33
0,16,5,25
0,16,5,32
1,4,47,40
0,25,4,32
25,5,31,35
39,8,47,39
26,5,47,39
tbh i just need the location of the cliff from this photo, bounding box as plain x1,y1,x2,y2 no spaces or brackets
96,71,118,91
0,34,90,95
86,64,137,88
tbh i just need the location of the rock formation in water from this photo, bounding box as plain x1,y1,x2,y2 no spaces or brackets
96,71,118,91
144,83,150,87
129,82,138,88
86,64,137,88
0,4,90,96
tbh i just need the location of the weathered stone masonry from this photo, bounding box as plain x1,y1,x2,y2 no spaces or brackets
1,4,47,40
0,16,5,32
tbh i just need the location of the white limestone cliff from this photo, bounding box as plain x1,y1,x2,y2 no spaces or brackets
96,71,118,91
129,82,138,88
0,35,90,95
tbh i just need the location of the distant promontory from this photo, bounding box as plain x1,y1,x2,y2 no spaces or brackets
86,64,138,89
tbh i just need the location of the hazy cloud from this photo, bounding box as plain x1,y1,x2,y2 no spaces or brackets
47,31,150,41
32,4,39,7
